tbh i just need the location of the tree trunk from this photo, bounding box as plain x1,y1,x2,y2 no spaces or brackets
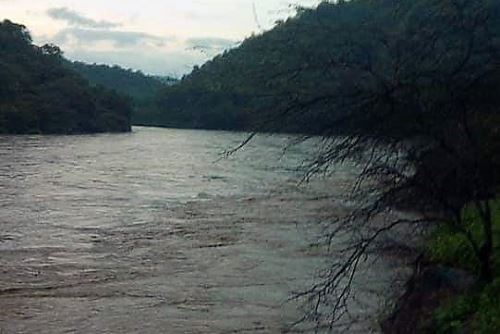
478,200,494,283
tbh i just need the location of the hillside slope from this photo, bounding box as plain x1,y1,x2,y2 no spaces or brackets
67,61,177,125
67,61,176,102
0,20,132,134
150,0,500,135
148,1,381,132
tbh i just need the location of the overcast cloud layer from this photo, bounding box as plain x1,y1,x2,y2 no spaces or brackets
1,0,320,76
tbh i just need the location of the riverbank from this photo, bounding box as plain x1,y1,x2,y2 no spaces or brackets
381,262,475,333
383,200,500,333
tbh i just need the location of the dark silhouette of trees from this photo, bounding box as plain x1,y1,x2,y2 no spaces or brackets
66,61,178,126
0,20,132,134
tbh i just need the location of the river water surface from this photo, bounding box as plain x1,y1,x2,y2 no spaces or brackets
0,127,397,333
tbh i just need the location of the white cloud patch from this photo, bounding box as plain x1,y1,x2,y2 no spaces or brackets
53,28,170,48
47,7,120,29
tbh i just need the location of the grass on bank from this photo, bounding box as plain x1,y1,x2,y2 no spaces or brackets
426,200,500,333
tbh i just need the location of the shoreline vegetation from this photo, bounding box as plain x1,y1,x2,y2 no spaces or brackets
383,201,500,333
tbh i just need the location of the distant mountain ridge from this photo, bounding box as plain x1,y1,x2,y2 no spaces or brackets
67,61,178,101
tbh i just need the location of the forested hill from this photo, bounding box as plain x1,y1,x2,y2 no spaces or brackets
148,0,500,133
67,61,177,126
67,62,177,102
144,1,371,132
0,20,132,134
145,1,363,132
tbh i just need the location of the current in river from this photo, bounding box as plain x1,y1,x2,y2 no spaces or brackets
0,127,390,333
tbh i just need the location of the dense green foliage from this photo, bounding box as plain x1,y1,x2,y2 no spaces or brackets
67,61,177,125
434,281,500,334
0,20,132,134
427,201,500,276
428,201,500,332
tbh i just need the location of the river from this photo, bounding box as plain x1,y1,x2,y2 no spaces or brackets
0,127,399,333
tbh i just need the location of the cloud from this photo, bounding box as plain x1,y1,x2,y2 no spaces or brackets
185,37,238,52
53,28,170,48
47,7,120,29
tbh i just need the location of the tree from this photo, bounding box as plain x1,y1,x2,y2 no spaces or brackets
40,43,63,58
268,0,500,328
216,0,500,329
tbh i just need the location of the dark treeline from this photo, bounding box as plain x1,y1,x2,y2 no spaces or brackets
66,61,177,125
0,20,132,134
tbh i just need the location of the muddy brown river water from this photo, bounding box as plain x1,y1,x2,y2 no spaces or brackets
0,127,402,333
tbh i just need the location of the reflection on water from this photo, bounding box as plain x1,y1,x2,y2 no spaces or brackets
0,127,391,334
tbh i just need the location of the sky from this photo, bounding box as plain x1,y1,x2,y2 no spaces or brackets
1,0,320,76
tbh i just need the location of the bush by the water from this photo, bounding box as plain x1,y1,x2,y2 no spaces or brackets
429,201,500,333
